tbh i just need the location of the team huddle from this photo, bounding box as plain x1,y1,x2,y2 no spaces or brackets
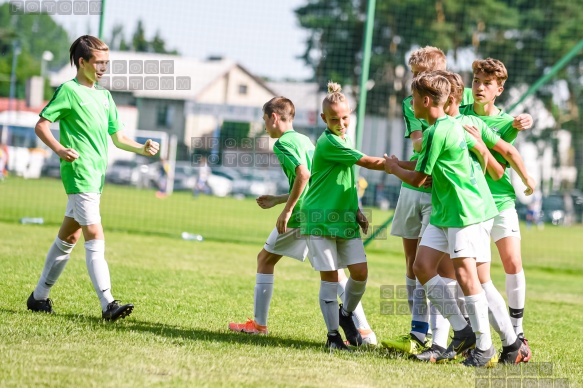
27,36,534,368
229,47,535,368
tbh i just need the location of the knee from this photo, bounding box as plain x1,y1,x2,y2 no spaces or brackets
349,263,368,281
257,250,279,273
412,260,425,279
501,256,522,273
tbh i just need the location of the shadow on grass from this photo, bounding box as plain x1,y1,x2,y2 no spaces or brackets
1,307,402,359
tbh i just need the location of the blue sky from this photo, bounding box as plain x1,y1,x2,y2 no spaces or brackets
44,0,313,80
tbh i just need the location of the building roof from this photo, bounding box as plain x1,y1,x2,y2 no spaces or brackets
0,97,48,114
50,51,275,101
267,81,357,112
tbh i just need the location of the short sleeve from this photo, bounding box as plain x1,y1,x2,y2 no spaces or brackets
465,132,477,149
40,84,71,122
324,133,364,166
415,127,441,175
274,140,306,171
403,97,424,138
479,121,501,149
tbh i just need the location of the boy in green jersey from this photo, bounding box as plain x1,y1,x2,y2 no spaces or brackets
384,73,498,367
460,58,531,343
228,97,376,345
301,82,385,351
27,36,159,321
386,46,534,356
412,71,532,364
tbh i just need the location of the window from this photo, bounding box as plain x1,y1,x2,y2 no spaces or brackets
238,84,248,95
156,104,174,128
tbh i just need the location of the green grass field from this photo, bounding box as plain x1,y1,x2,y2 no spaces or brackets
1,178,582,387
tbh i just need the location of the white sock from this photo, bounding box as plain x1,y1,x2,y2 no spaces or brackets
424,276,467,331
253,273,274,326
405,276,416,314
319,281,339,334
34,237,75,300
464,292,492,350
338,277,370,330
430,277,455,349
456,283,468,318
85,240,113,311
343,277,367,313
506,270,526,335
482,281,517,347
411,279,430,342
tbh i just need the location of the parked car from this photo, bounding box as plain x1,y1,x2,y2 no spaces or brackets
172,162,232,197
106,158,160,188
106,159,140,185
540,191,583,225
41,153,61,178
231,170,277,197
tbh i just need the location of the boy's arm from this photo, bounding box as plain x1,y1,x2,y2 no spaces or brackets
469,139,489,175
35,118,79,161
463,124,489,175
384,154,428,187
110,130,159,156
410,130,423,153
276,164,310,234
256,194,289,209
491,140,536,195
356,155,385,170
398,160,417,170
512,113,533,131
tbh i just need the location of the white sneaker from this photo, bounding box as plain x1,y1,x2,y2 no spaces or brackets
360,329,377,346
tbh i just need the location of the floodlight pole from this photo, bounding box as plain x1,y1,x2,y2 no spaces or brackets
507,39,583,114
99,0,107,40
355,0,376,152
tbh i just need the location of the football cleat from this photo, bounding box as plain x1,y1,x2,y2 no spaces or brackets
228,319,268,335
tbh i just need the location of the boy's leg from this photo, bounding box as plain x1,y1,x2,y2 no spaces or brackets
496,236,525,336
306,236,350,351
228,248,280,334
252,250,281,328
402,238,419,312
28,216,81,313
83,224,113,310
491,209,526,337
229,227,305,334
337,269,376,345
337,239,367,346
72,193,132,321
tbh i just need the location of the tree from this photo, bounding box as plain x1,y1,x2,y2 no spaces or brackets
295,0,520,114
114,20,178,54
295,0,583,190
0,3,70,98
132,20,149,53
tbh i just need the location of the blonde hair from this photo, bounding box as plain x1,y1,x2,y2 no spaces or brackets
411,72,451,106
433,70,464,104
322,81,349,111
472,58,508,86
408,46,447,72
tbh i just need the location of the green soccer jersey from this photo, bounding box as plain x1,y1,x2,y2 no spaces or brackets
402,95,431,193
300,129,364,239
40,79,122,194
401,88,474,194
460,104,518,212
415,115,496,227
273,130,315,229
455,114,500,220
